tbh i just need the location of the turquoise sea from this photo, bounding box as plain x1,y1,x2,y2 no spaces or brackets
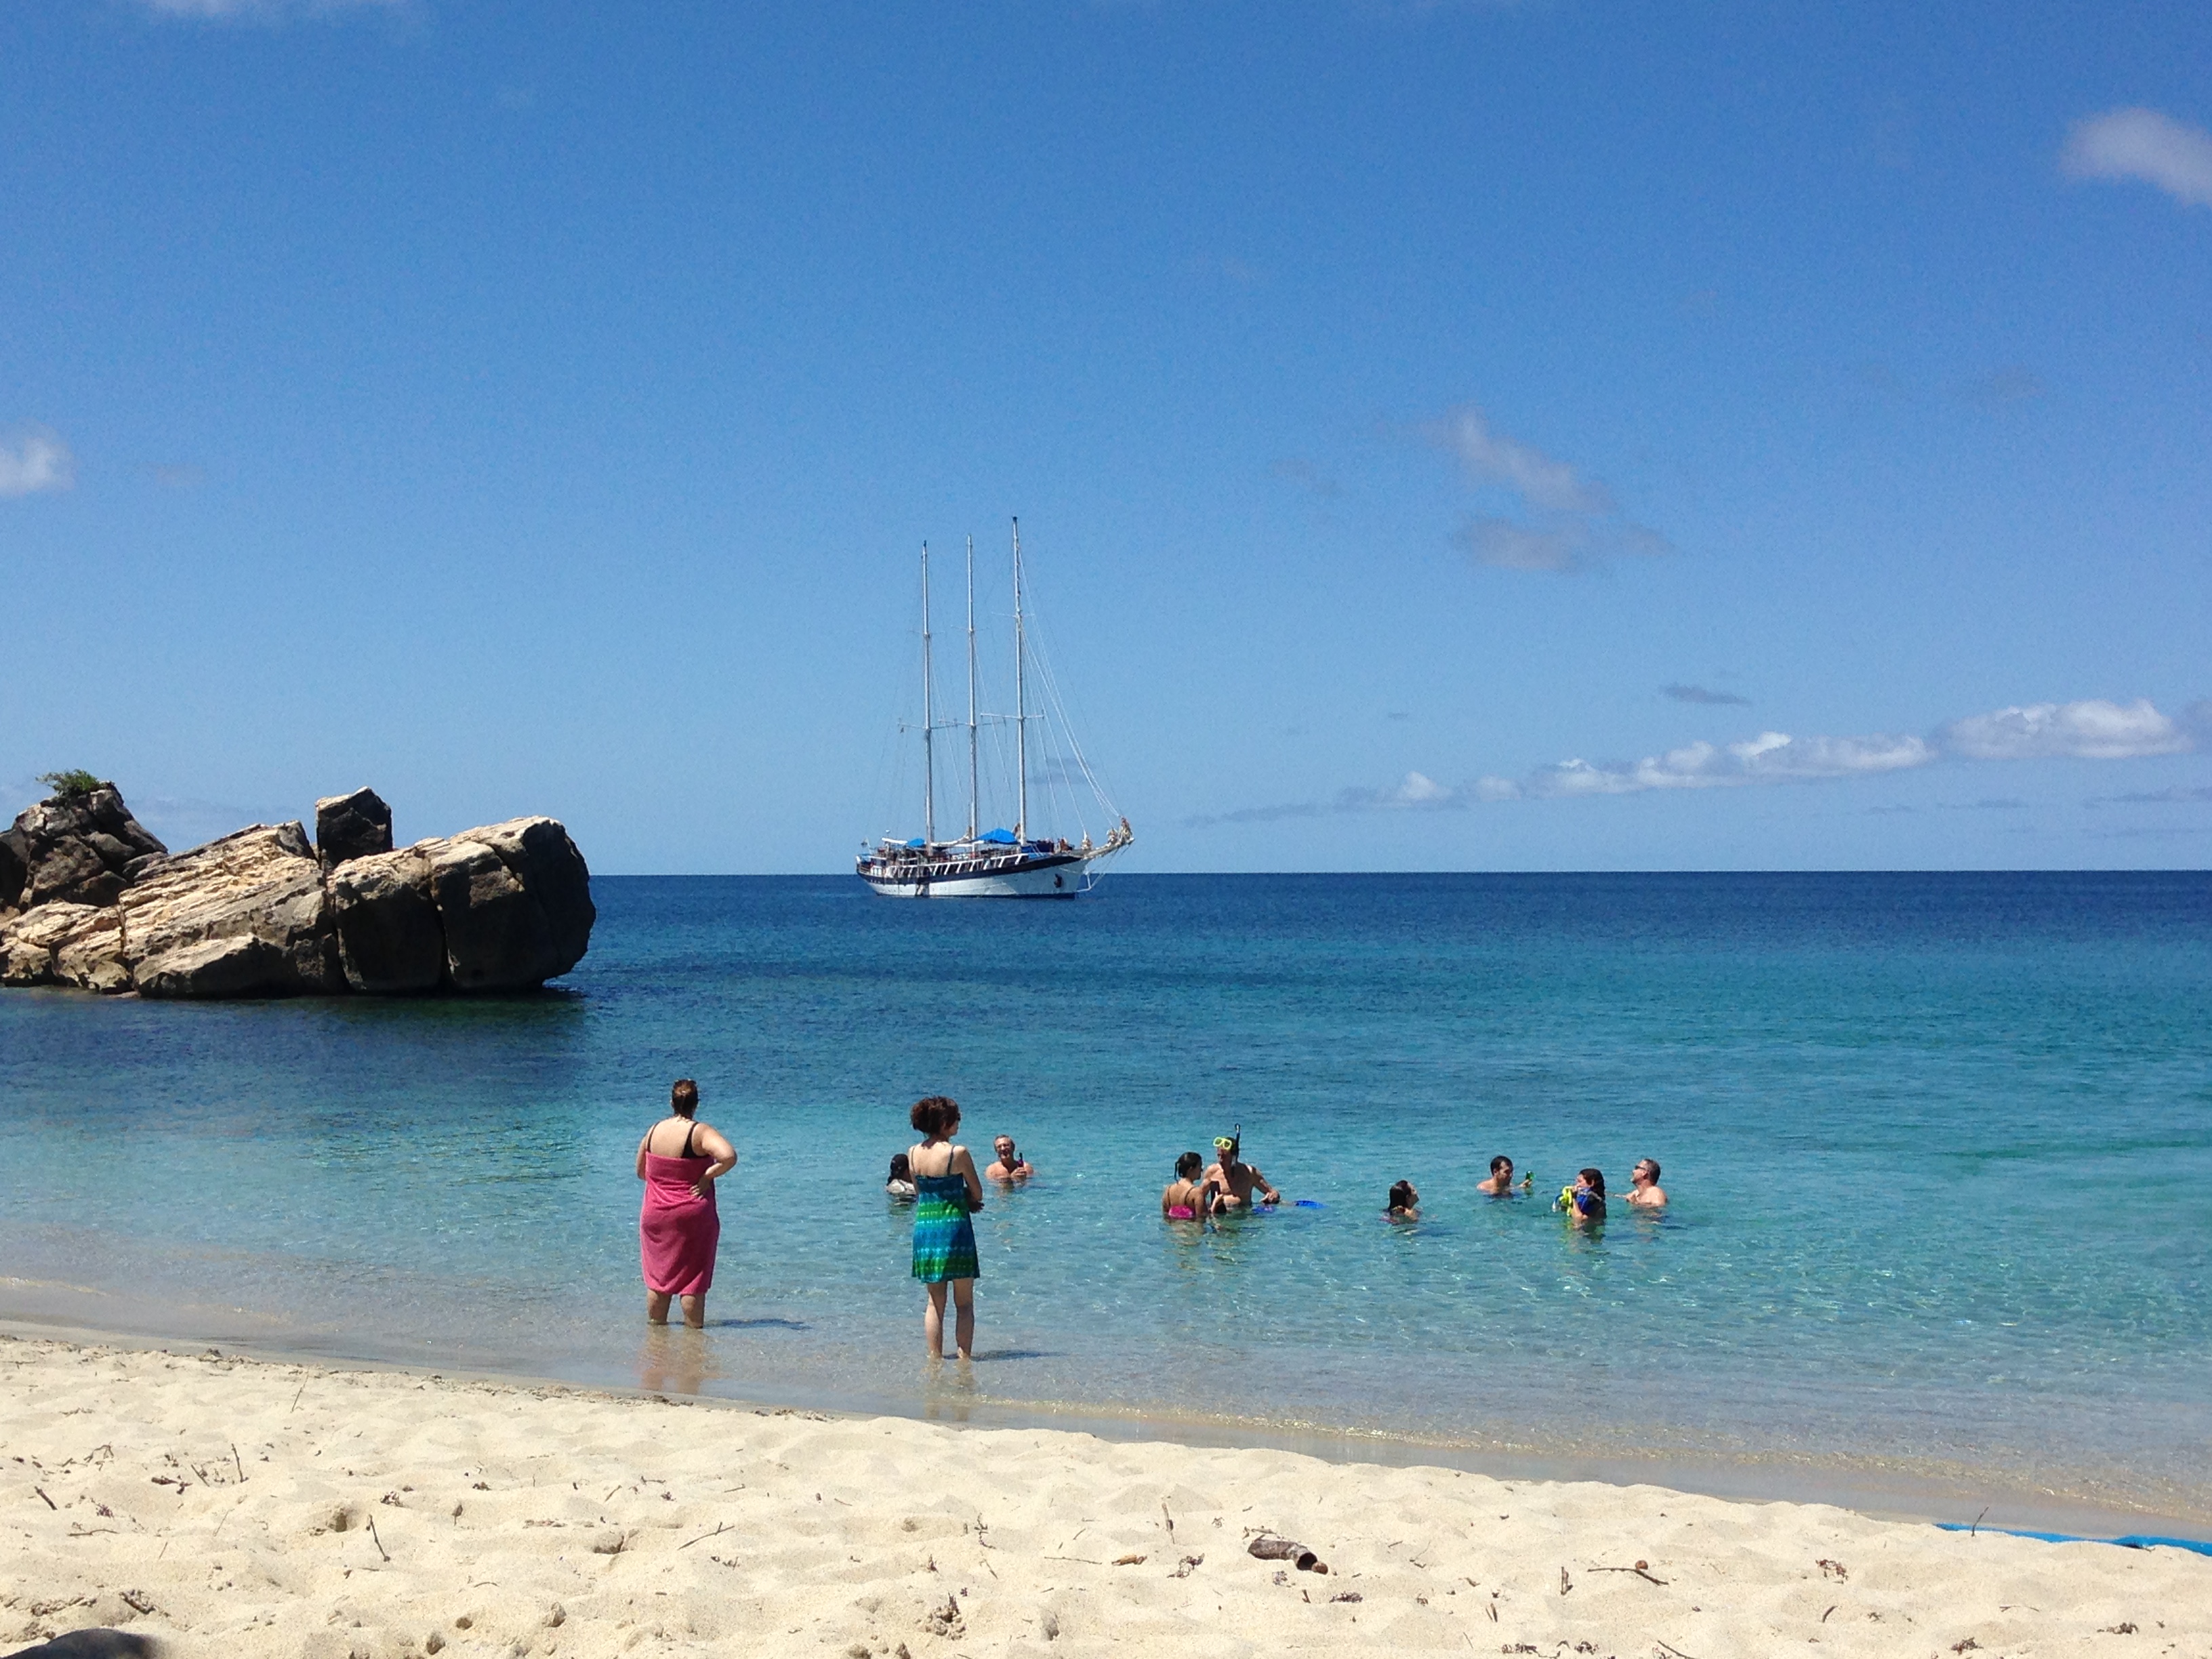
3,874,2209,1530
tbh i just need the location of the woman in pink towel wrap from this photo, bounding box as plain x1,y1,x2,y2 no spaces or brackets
635,1078,736,1327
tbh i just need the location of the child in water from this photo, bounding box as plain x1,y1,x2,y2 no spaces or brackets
1162,1151,1212,1221
1557,1167,1606,1224
1385,1180,1420,1221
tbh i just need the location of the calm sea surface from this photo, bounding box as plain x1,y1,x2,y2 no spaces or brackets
4,874,2209,1525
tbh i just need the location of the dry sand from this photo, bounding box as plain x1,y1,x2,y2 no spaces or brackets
3,1334,2206,1658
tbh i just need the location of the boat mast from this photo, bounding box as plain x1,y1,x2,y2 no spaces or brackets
1012,518,1027,842
920,544,935,845
965,535,978,844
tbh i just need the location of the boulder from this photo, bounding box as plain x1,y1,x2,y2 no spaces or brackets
27,834,120,908
327,847,444,993
134,935,289,1000
53,905,131,993
1,902,104,986
422,817,594,991
117,821,342,998
2,784,592,999
8,787,167,908
316,786,394,867
0,829,26,910
0,901,127,990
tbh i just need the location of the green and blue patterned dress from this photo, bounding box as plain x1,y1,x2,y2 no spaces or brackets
911,1172,980,1283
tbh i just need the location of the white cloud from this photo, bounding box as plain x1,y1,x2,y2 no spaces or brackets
1504,730,1936,800
1439,407,1611,514
1935,699,2190,761
2061,107,2212,209
1187,695,2205,825
1430,405,1671,573
0,426,75,498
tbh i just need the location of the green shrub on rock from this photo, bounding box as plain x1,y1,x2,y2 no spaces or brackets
37,769,106,800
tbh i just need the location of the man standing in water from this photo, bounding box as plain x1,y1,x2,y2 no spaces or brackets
1204,1133,1281,1210
985,1135,1035,1182
1624,1158,1667,1208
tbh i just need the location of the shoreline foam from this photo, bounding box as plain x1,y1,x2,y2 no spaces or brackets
5,1330,2210,1658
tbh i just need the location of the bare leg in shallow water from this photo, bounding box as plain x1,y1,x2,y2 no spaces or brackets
924,1279,976,1359
646,1291,708,1327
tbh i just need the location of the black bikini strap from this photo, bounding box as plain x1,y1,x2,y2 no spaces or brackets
680,1119,698,1160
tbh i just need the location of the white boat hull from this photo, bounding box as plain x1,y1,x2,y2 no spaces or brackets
859,851,1102,899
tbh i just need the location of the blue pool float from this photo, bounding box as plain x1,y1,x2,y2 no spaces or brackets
1935,1523,2212,1557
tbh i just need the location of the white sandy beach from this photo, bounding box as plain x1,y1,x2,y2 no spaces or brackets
3,1334,2206,1658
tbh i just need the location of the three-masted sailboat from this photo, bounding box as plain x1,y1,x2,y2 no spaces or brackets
858,520,1132,899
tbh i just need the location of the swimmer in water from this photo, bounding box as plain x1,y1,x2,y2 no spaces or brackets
1385,1179,1420,1221
1623,1158,1666,1208
1203,1132,1281,1210
1557,1166,1606,1225
1476,1153,1530,1196
985,1135,1035,1182
1162,1151,1211,1221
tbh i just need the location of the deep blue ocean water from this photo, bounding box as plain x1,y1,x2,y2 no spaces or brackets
4,874,2209,1523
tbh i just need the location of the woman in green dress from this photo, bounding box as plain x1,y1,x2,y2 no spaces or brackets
907,1095,984,1359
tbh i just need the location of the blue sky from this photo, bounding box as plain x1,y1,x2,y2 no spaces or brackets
3,0,2207,872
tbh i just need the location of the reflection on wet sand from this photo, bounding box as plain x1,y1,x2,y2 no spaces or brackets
637,1323,712,1395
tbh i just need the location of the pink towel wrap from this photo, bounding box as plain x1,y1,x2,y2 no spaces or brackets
639,1153,720,1295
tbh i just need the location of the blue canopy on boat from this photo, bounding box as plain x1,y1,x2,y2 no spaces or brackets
978,827,1017,844
903,837,927,848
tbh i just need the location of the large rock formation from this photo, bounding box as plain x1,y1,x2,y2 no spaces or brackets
3,786,168,909
326,817,593,993
0,784,593,999
120,821,344,998
327,846,444,993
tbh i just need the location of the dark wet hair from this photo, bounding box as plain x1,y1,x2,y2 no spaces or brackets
1637,1158,1660,1181
670,1079,699,1118
1489,1154,1512,1175
1388,1181,1417,1211
910,1095,960,1136
888,1153,911,1182
1175,1151,1203,1179
1578,1167,1606,1197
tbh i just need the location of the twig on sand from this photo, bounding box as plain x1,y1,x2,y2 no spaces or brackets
366,1515,392,1562
1969,1507,1989,1538
232,1443,245,1483
1591,1561,1669,1585
290,1382,306,1413
1043,1555,1103,1566
1655,1641,1701,1659
35,1487,56,1509
680,1523,731,1551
